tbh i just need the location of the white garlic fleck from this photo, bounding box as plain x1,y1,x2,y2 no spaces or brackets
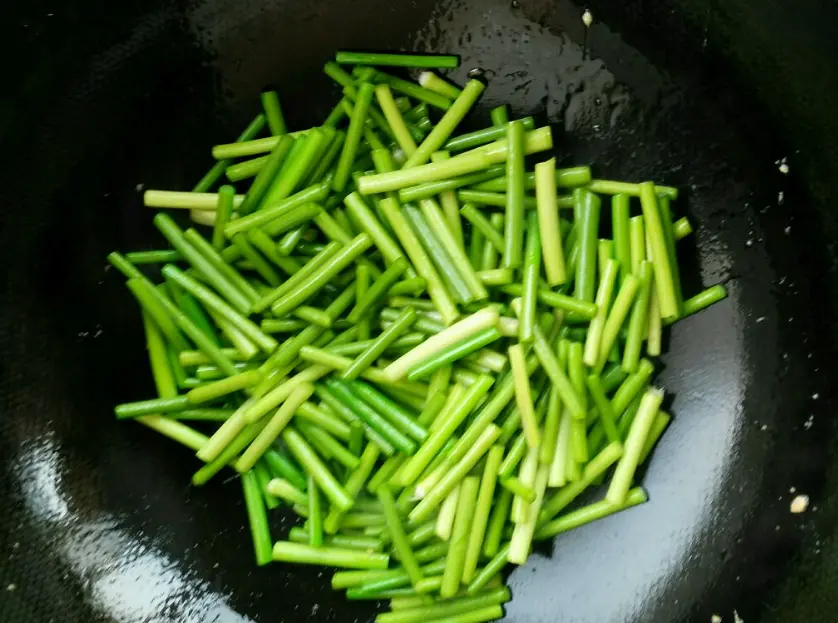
790,494,809,514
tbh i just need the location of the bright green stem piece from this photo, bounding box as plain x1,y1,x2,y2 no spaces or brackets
629,215,646,273
612,194,632,284
398,375,494,487
587,179,678,199
639,182,680,320
490,105,508,126
349,258,410,323
582,259,618,367
225,182,330,237
325,380,417,455
444,117,535,152
404,79,485,168
344,192,414,273
342,307,418,381
193,114,265,192
270,234,373,318
376,587,510,623
377,195,460,325
242,470,273,566
418,71,462,99
376,83,418,156
376,71,454,110
441,475,480,598
573,188,601,303
419,198,488,300
236,383,315,472
212,185,236,250
538,441,624,524
621,261,653,373
461,445,504,583
682,284,728,316
334,83,375,192
283,427,355,510
398,167,504,203
236,135,295,216
186,369,262,404
606,387,664,505
460,203,505,253
673,216,693,240
225,155,268,182
379,485,424,586
153,214,253,315
503,120,526,269
596,273,640,369
261,90,287,135
585,374,621,445
535,157,567,286
336,51,459,68
144,190,245,210
272,541,389,569
357,128,553,194
114,395,191,419
409,424,500,523
535,487,648,540
161,264,277,353
125,250,183,265
349,381,429,443
407,327,501,381
519,211,542,342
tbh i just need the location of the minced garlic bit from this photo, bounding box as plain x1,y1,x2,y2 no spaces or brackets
582,9,593,27
776,157,789,174
790,494,810,514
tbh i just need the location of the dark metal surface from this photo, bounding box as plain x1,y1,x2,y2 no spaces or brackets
2,0,837,622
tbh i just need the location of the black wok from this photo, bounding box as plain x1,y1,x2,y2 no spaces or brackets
2,0,838,621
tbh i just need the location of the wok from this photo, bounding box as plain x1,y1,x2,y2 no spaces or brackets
2,0,837,621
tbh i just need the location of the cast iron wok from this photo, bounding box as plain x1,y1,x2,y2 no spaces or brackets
2,0,838,621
